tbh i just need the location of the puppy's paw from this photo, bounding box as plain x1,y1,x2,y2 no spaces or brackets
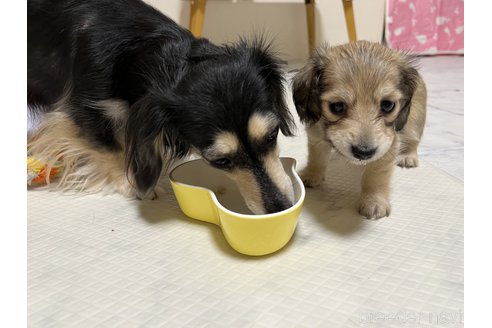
358,193,391,219
299,167,325,188
397,153,419,168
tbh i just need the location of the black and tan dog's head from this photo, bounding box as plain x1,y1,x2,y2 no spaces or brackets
126,38,296,214
292,41,420,164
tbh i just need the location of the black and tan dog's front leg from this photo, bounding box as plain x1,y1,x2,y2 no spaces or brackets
359,151,396,219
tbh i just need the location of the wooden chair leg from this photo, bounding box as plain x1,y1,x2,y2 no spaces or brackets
342,0,357,42
305,0,316,54
189,0,207,37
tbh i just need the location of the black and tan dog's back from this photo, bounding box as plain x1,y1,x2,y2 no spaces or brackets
28,0,296,214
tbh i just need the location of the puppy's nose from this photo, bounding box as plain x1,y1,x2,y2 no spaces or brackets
351,145,377,160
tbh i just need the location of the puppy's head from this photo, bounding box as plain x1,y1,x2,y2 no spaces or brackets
127,38,296,214
293,41,419,164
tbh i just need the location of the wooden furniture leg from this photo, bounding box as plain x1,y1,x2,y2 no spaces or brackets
305,0,316,54
342,0,357,41
189,0,207,37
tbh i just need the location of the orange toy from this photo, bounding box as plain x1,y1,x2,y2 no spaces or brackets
27,156,63,186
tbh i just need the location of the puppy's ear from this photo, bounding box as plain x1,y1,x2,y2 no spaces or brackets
125,95,188,199
395,59,419,131
292,48,326,125
247,37,296,136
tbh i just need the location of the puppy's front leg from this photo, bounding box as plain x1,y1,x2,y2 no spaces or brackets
397,138,420,168
299,133,332,188
359,154,395,219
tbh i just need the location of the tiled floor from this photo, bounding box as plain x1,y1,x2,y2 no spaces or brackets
416,55,464,181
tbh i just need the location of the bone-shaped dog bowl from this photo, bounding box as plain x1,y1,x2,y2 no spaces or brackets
169,157,305,256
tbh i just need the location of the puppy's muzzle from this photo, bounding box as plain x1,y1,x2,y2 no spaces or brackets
351,145,377,160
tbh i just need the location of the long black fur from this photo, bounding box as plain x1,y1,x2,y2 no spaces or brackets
28,0,295,199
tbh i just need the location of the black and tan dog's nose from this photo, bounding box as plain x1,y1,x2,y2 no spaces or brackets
265,196,294,214
351,145,377,160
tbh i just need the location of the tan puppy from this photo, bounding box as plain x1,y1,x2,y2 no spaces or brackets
292,41,427,219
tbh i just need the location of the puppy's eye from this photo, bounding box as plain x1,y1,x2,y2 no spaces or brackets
329,102,347,115
266,128,279,144
381,100,396,113
211,158,232,168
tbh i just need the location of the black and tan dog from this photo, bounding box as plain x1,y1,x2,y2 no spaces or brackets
28,0,296,214
292,41,427,219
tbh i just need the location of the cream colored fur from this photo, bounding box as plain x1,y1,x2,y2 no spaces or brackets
28,110,137,197
294,41,427,219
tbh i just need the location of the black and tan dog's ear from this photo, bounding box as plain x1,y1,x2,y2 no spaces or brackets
292,48,327,125
246,37,296,136
189,38,224,62
125,94,188,199
395,58,420,131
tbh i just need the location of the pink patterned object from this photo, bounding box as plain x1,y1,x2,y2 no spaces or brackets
385,0,464,55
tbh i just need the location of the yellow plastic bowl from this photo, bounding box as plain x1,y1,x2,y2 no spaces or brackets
169,157,305,256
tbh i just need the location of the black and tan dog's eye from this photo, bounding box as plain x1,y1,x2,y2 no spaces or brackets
329,102,347,115
266,128,279,144
211,158,233,168
381,100,396,113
